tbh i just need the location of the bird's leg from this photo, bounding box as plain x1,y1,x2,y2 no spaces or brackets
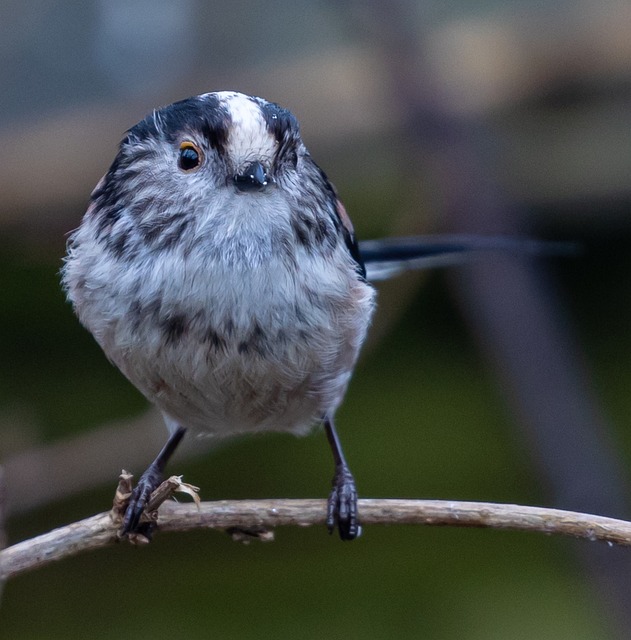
324,416,360,540
122,426,187,536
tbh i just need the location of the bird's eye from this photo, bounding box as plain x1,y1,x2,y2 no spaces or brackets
178,141,203,172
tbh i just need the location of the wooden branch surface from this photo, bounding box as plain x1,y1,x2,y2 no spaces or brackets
3,498,631,581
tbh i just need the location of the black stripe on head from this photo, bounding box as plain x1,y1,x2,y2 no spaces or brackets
252,97,300,146
250,96,301,167
126,94,232,157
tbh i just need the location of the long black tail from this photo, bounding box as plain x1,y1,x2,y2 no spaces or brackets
360,234,578,281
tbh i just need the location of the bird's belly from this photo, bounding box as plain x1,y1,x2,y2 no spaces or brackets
117,317,355,437
106,270,371,436
74,239,375,437
162,359,334,436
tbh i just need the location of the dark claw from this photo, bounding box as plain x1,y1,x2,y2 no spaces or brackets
121,461,163,535
327,465,360,540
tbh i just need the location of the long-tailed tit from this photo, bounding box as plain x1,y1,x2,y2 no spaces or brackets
62,91,566,540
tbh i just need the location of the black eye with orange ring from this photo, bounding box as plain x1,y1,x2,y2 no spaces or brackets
178,141,203,172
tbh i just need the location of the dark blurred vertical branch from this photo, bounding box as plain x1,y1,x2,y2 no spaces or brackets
0,466,6,602
339,0,631,636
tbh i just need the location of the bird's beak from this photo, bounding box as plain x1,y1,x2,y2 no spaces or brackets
234,161,271,192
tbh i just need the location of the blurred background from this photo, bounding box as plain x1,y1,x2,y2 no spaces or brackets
1,1,631,638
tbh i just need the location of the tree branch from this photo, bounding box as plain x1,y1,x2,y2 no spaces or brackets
3,498,631,581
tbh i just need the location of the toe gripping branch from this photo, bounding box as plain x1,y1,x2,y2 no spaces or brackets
121,426,187,537
117,420,360,541
324,417,361,541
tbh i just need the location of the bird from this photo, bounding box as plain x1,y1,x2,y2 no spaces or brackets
62,91,377,540
62,90,570,541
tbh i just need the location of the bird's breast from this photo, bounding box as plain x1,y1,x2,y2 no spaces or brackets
92,236,375,436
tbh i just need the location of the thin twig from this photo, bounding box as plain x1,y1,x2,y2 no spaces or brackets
2,498,631,581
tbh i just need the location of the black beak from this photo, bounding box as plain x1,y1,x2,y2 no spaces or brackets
234,162,270,192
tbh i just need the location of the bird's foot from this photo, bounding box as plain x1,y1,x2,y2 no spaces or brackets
121,461,164,539
327,465,361,540
118,426,187,539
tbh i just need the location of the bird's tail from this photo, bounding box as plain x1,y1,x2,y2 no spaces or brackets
361,234,578,282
